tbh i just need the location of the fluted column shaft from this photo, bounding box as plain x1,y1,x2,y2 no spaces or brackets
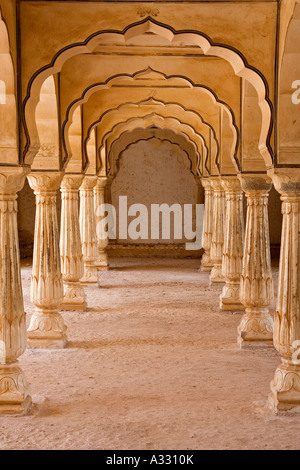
27,172,67,348
200,178,214,271
60,174,86,310
220,177,244,310
94,176,109,270
80,176,98,283
237,176,273,348
0,167,31,414
209,178,226,284
268,170,300,412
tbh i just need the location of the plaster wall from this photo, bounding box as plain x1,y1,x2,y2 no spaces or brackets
111,138,197,245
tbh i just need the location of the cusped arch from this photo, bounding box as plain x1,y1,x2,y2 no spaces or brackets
97,114,209,176
22,17,273,168
108,126,201,177
85,98,219,174
63,67,237,168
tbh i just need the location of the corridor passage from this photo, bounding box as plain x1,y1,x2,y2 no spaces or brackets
1,257,299,450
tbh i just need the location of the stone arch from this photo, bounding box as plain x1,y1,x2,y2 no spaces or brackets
85,99,219,174
107,127,200,178
92,114,209,177
62,68,237,168
0,8,18,165
22,17,273,168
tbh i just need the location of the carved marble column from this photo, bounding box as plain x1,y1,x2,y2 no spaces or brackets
237,175,273,348
79,176,98,283
200,178,214,271
27,172,67,348
268,170,300,412
94,176,109,270
0,167,31,414
60,174,86,310
220,177,245,310
209,178,226,284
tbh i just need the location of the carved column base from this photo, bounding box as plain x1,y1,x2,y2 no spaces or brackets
95,250,109,271
27,311,67,348
268,361,300,413
209,264,225,284
220,282,244,311
80,264,98,284
0,362,32,415
200,253,214,272
237,308,273,348
61,282,87,311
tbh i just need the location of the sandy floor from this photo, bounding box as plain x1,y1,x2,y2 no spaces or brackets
0,256,299,450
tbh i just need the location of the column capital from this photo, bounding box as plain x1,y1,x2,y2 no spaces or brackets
28,171,64,193
0,166,29,194
268,168,300,196
80,175,98,190
95,176,108,189
209,177,223,191
238,174,272,193
200,178,212,190
61,174,84,191
221,176,242,193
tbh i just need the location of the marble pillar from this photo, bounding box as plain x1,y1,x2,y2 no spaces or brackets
237,175,273,348
60,174,87,310
27,172,67,348
0,167,32,414
79,176,98,283
220,177,245,310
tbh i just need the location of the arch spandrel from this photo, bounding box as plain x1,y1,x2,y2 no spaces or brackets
86,128,97,176
65,105,82,174
0,7,18,165
277,1,300,166
242,80,267,173
32,75,60,171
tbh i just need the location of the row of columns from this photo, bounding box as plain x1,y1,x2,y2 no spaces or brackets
201,175,274,346
201,172,300,411
26,172,110,351
0,167,300,414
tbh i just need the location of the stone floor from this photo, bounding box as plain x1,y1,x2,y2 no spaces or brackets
0,256,299,450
